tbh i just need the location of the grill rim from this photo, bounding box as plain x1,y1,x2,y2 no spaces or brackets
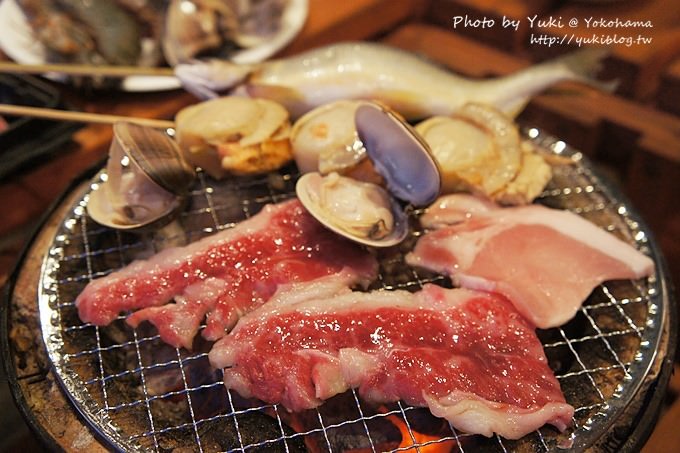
535,137,674,451
3,130,674,452
1,159,103,452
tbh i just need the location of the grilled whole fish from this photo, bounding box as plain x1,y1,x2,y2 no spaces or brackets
175,41,612,119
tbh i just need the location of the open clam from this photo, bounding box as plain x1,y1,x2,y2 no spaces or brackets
296,171,408,247
87,122,196,231
296,102,441,247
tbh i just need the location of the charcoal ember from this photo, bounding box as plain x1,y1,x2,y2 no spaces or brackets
189,413,306,453
186,368,230,421
318,418,400,453
277,393,402,452
144,358,207,397
148,411,303,452
120,325,218,398
403,407,452,437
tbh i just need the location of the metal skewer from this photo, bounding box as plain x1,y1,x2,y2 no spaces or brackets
0,61,176,78
0,104,175,129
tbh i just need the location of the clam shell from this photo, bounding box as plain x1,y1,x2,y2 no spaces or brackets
355,103,440,207
87,122,195,232
87,183,185,232
114,122,195,196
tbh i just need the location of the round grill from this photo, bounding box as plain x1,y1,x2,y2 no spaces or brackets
31,129,674,452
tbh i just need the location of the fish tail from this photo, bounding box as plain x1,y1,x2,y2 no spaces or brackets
552,47,617,92
488,47,615,118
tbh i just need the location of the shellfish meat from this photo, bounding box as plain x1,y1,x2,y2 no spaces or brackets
174,96,293,178
415,103,551,205
296,172,407,247
290,99,371,175
87,121,195,231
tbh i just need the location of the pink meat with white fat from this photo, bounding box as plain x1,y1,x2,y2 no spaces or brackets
209,278,574,440
407,194,655,329
76,199,378,349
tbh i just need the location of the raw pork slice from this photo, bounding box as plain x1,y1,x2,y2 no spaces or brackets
76,199,378,349
407,194,655,328
210,279,574,440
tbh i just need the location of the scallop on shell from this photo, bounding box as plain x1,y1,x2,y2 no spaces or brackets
175,96,293,179
290,99,372,175
415,102,552,205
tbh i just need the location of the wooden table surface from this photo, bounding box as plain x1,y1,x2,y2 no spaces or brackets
0,0,678,451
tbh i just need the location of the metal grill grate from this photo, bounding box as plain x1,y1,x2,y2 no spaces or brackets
38,129,667,452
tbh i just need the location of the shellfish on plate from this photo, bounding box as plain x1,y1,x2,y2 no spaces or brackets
162,0,290,66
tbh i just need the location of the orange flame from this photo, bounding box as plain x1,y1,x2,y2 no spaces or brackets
386,414,457,452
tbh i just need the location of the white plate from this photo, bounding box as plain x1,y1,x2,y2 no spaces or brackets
0,0,309,92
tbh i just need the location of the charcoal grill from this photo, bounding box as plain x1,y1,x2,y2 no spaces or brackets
3,129,676,452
